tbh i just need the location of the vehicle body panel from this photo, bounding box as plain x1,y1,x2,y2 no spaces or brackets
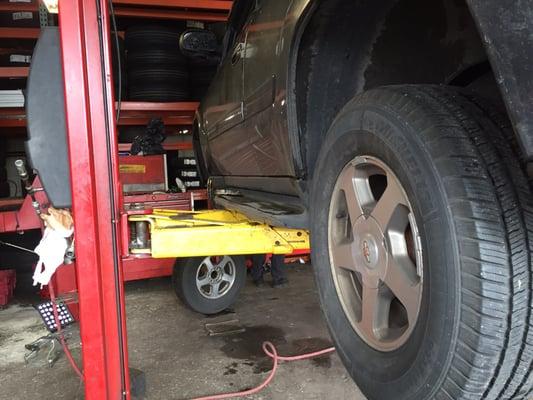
198,0,306,185
197,0,533,214
466,0,533,162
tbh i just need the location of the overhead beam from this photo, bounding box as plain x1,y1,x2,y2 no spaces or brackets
114,7,229,22
0,28,40,39
0,3,39,12
0,102,198,127
119,101,199,112
112,0,232,11
0,67,29,78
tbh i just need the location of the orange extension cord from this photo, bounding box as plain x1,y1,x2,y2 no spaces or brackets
190,341,336,400
48,283,334,398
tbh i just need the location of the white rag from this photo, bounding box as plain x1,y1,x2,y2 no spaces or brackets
32,226,73,288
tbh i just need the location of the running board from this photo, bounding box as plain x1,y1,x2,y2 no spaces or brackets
129,209,310,258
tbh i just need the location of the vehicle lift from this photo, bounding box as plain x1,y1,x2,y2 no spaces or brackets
0,1,310,399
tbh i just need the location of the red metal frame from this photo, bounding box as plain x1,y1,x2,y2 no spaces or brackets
59,0,129,398
118,101,197,126
119,101,198,112
0,27,40,39
0,3,40,12
114,7,229,21
0,102,198,128
112,0,232,10
112,0,232,21
0,67,29,78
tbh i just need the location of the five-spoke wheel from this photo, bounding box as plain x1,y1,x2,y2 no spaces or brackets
329,156,423,351
172,255,246,314
195,256,237,299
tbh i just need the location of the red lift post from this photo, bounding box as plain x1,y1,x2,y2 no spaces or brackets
59,1,129,398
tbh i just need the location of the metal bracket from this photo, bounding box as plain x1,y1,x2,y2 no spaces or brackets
38,4,50,28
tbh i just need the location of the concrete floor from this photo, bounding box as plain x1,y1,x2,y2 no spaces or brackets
0,264,364,400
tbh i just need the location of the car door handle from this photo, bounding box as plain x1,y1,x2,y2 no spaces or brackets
231,43,243,65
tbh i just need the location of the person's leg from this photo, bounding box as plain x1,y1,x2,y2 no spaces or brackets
250,254,265,285
270,255,288,287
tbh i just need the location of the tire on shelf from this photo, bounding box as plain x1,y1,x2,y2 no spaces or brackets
128,83,190,102
172,255,246,315
189,65,217,85
127,49,186,69
125,24,185,51
111,35,126,100
310,85,533,400
127,68,189,85
190,84,210,101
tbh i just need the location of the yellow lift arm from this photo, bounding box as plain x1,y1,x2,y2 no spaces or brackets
129,209,310,258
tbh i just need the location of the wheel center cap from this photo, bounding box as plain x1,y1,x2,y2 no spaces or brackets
211,268,222,282
361,238,376,266
353,216,387,274
360,235,379,269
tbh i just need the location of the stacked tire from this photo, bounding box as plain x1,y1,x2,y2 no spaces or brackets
111,35,126,100
189,65,217,101
125,25,189,102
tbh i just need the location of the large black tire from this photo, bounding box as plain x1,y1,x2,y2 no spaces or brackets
189,65,216,85
111,35,126,100
128,84,189,102
310,85,533,400
125,24,184,51
127,68,188,84
172,256,246,315
127,49,186,69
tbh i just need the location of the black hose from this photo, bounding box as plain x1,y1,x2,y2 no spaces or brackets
108,0,122,123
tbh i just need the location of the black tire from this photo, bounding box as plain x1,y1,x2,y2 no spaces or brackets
172,255,246,315
190,85,210,101
125,24,184,51
111,35,126,100
310,85,533,400
127,49,186,69
189,65,216,85
128,84,190,102
127,68,188,85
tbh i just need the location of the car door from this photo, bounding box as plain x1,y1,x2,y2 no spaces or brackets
200,0,255,175
242,0,294,176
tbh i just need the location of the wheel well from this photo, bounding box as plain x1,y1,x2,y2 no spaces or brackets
293,0,503,178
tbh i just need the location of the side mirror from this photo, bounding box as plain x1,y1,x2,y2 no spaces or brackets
179,29,221,66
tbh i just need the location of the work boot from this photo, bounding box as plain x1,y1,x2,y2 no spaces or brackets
271,278,288,289
253,278,266,288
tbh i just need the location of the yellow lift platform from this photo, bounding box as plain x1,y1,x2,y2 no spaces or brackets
129,209,310,258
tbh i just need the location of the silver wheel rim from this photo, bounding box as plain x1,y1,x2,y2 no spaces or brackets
196,256,236,299
328,156,423,352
